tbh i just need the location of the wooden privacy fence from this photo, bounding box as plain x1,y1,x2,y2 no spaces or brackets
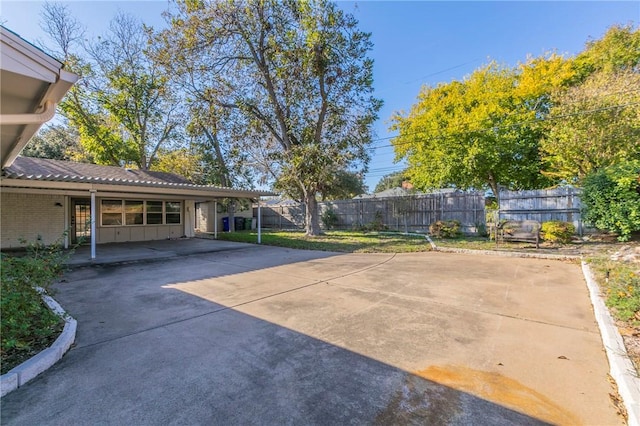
258,187,585,235
258,192,486,232
498,187,583,234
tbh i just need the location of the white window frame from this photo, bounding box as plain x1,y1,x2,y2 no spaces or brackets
100,200,182,227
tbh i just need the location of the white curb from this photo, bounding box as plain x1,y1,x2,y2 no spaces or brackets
581,261,640,426
433,245,580,261
0,292,76,398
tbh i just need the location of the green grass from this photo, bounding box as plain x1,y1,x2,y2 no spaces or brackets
588,256,640,324
432,236,540,251
214,230,432,253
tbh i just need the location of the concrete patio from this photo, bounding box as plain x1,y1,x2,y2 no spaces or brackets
2,241,623,425
65,237,253,267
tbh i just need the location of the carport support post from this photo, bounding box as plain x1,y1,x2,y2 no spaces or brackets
90,190,96,260
214,201,218,239
257,198,262,244
63,196,69,249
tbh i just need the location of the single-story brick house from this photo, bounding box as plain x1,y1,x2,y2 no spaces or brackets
1,156,268,249
1,26,270,257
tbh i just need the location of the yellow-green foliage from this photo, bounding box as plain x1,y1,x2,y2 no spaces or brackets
541,221,575,243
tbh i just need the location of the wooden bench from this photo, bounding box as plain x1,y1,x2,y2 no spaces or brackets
496,220,541,248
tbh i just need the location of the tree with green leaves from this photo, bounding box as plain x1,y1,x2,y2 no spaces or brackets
573,24,640,79
318,170,367,201
157,0,381,235
542,70,640,181
390,61,563,201
22,124,91,162
41,4,182,169
541,25,640,182
374,170,408,193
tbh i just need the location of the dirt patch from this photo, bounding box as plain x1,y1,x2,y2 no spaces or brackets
618,321,640,374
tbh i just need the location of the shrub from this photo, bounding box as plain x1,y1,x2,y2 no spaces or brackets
321,208,339,230
541,221,575,243
1,238,69,374
429,220,462,238
475,222,488,238
366,210,386,231
581,160,640,241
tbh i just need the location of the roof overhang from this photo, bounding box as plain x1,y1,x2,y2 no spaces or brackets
0,177,274,201
0,26,79,168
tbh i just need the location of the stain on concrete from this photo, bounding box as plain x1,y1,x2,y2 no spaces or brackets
413,365,580,425
375,374,461,425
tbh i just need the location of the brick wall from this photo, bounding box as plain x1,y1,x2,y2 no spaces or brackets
1,192,66,249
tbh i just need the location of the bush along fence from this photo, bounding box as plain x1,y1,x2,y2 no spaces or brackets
257,187,587,237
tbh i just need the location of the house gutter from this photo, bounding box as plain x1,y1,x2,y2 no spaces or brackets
0,100,56,125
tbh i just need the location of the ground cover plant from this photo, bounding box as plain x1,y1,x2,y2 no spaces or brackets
214,230,431,253
588,253,640,371
1,240,69,374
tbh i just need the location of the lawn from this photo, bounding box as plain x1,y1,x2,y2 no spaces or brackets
213,230,543,253
213,230,432,253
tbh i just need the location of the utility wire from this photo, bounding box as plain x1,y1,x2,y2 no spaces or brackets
365,99,640,178
367,100,640,152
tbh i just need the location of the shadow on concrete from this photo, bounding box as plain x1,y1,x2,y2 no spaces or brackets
65,237,257,268
2,245,584,424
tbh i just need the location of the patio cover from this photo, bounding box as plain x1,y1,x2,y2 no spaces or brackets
0,26,79,168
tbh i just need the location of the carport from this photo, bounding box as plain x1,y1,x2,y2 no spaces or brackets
0,26,272,259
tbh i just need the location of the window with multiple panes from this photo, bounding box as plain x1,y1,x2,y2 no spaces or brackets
146,201,163,225
165,202,181,224
101,200,181,226
125,200,144,225
101,200,123,226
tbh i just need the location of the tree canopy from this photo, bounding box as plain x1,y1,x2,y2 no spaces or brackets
22,124,89,162
374,170,408,193
541,24,640,181
542,70,640,181
158,0,382,235
390,61,560,199
41,4,182,170
390,24,639,197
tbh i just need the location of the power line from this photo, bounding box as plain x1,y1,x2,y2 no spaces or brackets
367,100,640,152
366,87,640,150
364,98,640,180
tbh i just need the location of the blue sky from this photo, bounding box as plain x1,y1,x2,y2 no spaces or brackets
1,1,638,191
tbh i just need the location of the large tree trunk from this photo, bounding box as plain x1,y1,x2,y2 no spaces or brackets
304,193,321,236
202,127,231,187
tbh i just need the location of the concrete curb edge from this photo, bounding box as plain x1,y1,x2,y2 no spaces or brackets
432,245,581,261
0,292,76,398
581,261,640,426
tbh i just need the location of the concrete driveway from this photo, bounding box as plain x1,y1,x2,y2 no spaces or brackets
1,243,622,425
